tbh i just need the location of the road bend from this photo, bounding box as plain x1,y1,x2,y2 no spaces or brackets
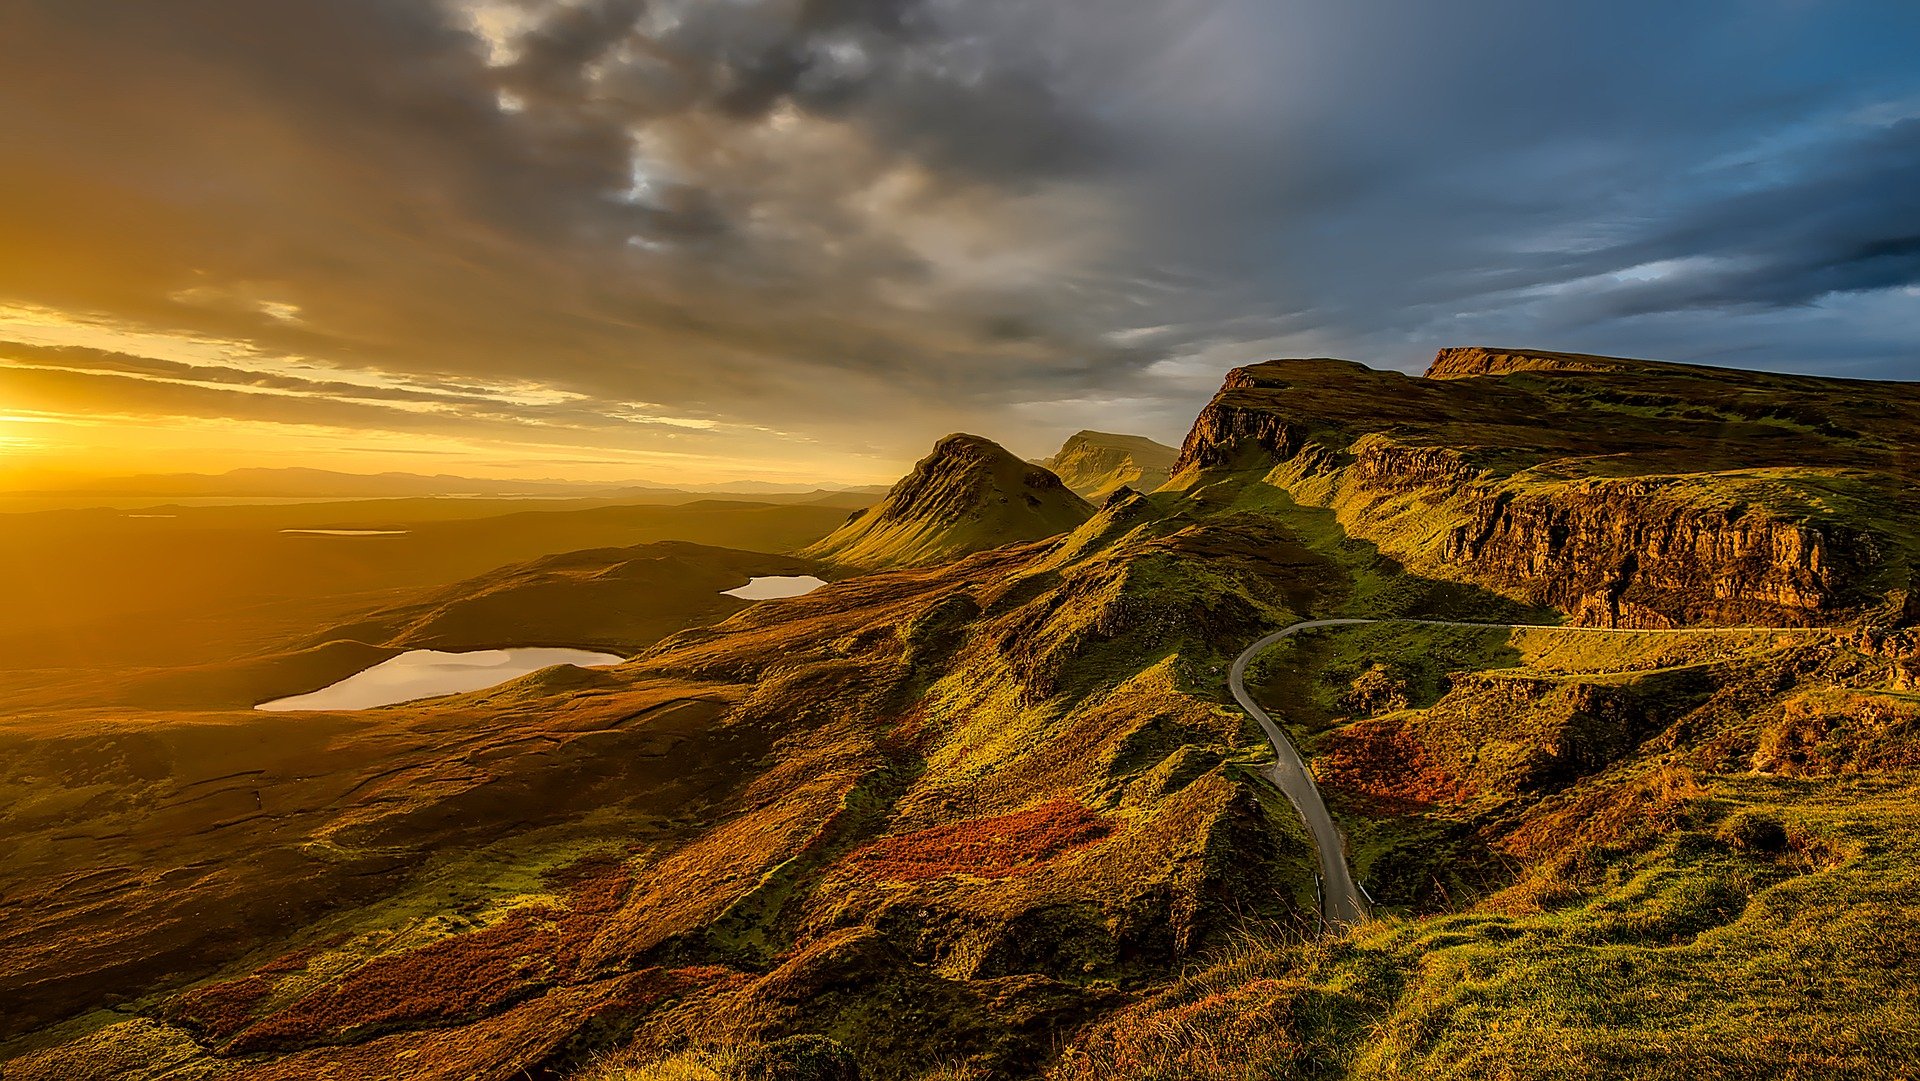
1229,618,1829,931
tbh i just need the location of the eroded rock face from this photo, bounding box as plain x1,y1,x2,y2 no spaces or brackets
1171,397,1307,474
1349,436,1480,492
1424,346,1646,379
1439,482,1874,627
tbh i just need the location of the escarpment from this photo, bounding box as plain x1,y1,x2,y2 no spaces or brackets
1171,399,1309,474
1170,349,1919,627
1438,482,1875,627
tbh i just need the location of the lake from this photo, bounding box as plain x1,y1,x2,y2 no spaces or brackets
723,574,828,600
255,647,624,711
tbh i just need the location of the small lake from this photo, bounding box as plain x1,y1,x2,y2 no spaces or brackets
723,575,828,600
280,528,411,536
256,647,624,711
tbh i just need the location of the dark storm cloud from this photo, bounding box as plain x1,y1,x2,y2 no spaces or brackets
0,0,1916,469
1558,118,1920,317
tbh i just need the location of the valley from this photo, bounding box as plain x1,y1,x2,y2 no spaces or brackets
2,349,1917,1080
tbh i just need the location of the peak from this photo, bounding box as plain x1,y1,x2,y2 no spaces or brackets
930,433,1016,459
1042,431,1180,500
802,434,1092,568
935,432,1002,448
1064,429,1133,444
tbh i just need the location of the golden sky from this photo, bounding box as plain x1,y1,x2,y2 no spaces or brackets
3,1,1915,489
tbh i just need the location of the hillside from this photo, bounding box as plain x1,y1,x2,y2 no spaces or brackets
4,348,1918,1081
804,434,1094,568
1035,431,1179,500
315,540,826,655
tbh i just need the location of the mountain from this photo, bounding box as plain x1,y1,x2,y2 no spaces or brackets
6,349,1919,1080
803,433,1094,568
1035,430,1179,499
1168,346,1920,628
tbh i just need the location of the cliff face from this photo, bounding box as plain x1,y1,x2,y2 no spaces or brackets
1424,346,1657,379
1171,370,1309,474
1169,350,1918,627
1439,481,1875,627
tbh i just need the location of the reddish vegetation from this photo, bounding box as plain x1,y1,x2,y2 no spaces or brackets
229,856,634,1052
1753,690,1920,776
231,966,741,1081
840,799,1112,881
167,974,280,1041
164,943,335,1040
1315,719,1468,813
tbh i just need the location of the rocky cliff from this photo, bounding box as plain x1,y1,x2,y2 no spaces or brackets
1169,349,1918,627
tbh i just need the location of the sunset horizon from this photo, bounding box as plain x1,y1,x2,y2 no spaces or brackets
4,4,1919,1079
5,2,1917,490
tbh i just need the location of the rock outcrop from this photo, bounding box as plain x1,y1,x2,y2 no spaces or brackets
1438,481,1874,627
1424,346,1663,379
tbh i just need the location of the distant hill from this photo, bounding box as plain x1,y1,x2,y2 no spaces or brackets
1036,430,1179,499
313,540,826,655
805,434,1093,568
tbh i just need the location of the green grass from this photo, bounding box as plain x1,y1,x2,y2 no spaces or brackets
1051,770,1920,1081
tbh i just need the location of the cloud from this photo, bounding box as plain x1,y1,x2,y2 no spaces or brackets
0,0,1916,477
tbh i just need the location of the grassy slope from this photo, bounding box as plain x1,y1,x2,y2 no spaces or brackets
1053,626,1920,1081
0,492,1346,1080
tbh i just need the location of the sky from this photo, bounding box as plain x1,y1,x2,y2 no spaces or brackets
1,0,1917,487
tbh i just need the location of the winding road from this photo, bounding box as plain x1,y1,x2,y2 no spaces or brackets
1229,617,1831,931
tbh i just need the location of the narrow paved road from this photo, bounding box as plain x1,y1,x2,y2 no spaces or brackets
1230,618,1829,931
